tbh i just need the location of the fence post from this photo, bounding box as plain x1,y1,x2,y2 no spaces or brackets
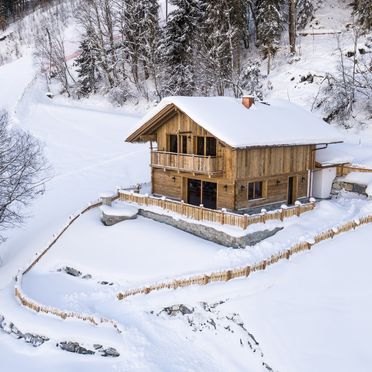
309,197,316,209
221,208,226,225
225,270,232,281
244,214,249,229
280,208,284,221
295,201,301,217
261,209,267,223
199,204,204,220
162,196,166,209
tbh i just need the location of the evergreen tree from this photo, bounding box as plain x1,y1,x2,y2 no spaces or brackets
159,0,201,96
255,0,285,50
122,0,161,98
196,0,243,96
140,0,160,77
255,0,285,69
0,0,6,30
296,0,314,29
74,29,99,97
354,0,372,30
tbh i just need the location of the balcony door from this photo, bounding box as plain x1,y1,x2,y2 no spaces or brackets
187,179,217,210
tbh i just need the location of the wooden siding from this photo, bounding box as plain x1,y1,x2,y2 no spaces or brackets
234,146,314,179
235,171,308,209
152,168,182,200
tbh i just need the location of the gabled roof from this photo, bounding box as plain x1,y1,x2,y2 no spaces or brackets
126,96,343,148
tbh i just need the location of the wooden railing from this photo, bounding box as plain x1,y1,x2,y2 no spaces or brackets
119,190,316,229
337,164,372,177
151,150,223,177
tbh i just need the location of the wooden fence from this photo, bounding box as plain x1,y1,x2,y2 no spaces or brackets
117,216,372,300
337,165,372,177
15,274,122,333
119,190,316,229
14,197,122,334
13,189,372,336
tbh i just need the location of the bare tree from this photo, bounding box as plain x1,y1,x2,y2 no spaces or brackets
313,30,372,127
0,111,48,243
34,19,75,95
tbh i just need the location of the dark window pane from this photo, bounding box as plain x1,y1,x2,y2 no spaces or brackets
169,134,178,153
206,137,216,156
255,181,262,198
197,136,205,155
182,135,187,154
187,179,201,206
248,182,254,199
202,181,217,209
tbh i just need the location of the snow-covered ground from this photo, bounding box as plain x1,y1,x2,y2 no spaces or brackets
1,0,372,370
20,194,372,305
3,219,372,372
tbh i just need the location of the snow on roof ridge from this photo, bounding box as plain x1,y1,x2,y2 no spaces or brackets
134,96,343,147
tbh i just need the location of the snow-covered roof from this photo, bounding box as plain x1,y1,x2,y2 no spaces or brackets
316,144,352,166
128,96,343,148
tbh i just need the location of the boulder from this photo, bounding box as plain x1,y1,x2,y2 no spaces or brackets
64,266,82,277
59,341,95,355
24,333,49,347
9,323,23,339
101,347,120,357
100,204,138,226
162,304,194,316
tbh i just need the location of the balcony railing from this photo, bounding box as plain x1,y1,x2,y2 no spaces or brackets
151,150,223,177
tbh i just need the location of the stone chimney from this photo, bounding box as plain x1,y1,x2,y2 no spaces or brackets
241,96,255,109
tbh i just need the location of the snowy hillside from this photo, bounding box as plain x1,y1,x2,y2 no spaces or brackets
0,0,372,371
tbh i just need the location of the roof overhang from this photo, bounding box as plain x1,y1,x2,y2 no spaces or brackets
126,104,177,143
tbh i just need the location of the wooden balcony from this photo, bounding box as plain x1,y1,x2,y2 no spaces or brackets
151,150,223,177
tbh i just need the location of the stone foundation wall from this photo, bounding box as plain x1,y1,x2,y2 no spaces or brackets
331,179,368,197
139,209,282,248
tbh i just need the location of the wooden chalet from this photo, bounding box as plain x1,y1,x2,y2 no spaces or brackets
126,96,342,211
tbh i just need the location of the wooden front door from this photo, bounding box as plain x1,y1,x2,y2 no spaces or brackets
187,179,217,209
287,176,296,205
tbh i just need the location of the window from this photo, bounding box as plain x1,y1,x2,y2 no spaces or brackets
181,135,188,154
248,181,263,200
206,137,216,156
197,136,204,155
196,136,217,156
168,134,178,153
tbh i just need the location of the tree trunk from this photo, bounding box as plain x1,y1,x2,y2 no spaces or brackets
289,0,296,54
